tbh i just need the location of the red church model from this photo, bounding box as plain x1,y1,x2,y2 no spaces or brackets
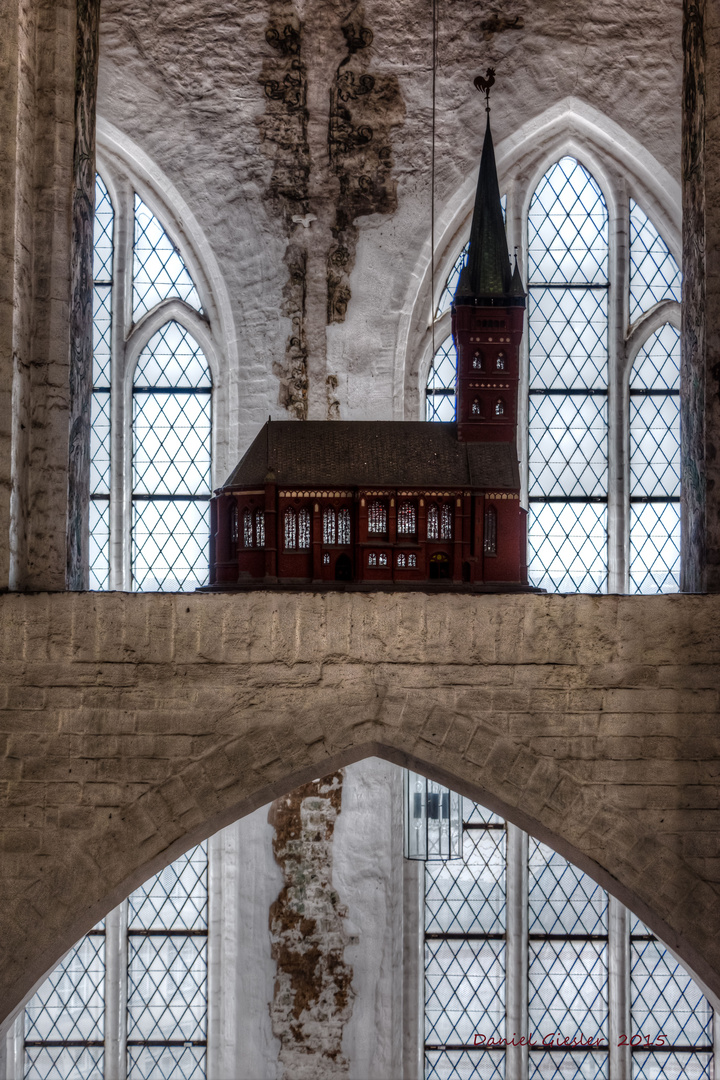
207,91,533,591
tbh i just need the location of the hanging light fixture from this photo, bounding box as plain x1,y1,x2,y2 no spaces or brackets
403,770,462,860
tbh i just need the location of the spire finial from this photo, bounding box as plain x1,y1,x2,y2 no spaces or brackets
474,67,495,113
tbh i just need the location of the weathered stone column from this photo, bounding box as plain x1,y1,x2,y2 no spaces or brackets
0,0,98,592
682,0,720,592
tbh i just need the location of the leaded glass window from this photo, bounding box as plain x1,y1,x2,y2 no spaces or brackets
132,322,211,591
426,337,457,422
398,501,417,535
133,196,202,322
527,157,609,594
368,500,387,534
90,173,113,591
629,325,681,595
230,505,239,550
423,798,715,1080
338,508,351,544
323,507,336,545
298,507,311,548
484,507,497,555
127,845,208,1080
243,508,253,548
629,200,681,323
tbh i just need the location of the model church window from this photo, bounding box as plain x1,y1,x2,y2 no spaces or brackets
472,351,483,369
368,500,387,534
484,506,497,555
338,508,351,545
397,553,406,567
472,399,481,416
440,504,452,540
496,351,506,370
284,508,297,548
378,553,388,566
298,508,310,548
230,505,239,552
494,399,505,416
243,508,252,547
255,510,265,548
397,502,417,535
323,507,336,544
368,553,377,566
427,505,439,539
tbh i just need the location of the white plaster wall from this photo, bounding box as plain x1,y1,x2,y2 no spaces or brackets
333,759,406,1080
96,0,682,452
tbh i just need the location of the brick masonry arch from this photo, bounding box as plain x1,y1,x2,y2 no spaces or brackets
1,591,719,1021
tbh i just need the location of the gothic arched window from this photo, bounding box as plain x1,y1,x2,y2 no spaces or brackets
243,507,252,548
284,508,297,549
255,509,266,548
440,503,453,541
89,170,215,593
132,322,212,591
298,507,311,548
427,504,439,540
425,155,681,596
368,500,387,534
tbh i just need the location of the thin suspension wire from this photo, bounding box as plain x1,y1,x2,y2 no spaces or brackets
430,0,438,363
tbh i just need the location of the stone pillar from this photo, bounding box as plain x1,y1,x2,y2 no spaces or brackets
0,0,98,592
681,0,720,592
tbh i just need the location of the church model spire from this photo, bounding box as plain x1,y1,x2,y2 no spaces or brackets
452,72,525,443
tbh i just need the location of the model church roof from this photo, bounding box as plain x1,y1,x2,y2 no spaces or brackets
221,421,521,490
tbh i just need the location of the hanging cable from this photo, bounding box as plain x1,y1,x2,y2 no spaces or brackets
430,0,438,363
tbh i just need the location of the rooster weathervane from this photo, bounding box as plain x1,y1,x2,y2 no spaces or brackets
474,67,495,112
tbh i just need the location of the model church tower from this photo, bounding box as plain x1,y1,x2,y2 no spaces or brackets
206,80,532,591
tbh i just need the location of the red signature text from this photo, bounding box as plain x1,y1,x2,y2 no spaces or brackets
473,1033,667,1048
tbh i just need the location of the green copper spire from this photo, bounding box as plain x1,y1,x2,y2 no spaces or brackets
455,113,512,300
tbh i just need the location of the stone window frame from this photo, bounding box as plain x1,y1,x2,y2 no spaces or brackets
92,132,228,592
409,101,682,594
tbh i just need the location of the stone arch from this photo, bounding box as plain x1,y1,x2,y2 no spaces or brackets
1,590,719,1023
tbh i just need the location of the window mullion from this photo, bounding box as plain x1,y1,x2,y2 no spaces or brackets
505,823,528,1080
608,895,631,1079
104,900,128,1080
110,178,134,592
608,184,631,593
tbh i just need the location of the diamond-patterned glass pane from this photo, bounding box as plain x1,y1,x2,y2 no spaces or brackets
91,392,111,495
631,941,712,1047
128,1045,206,1080
632,1051,712,1079
427,336,457,422
630,397,680,498
629,200,681,322
437,244,471,318
89,499,110,591
133,196,202,321
25,1046,104,1080
528,158,608,284
630,503,680,594
425,1049,504,1079
529,289,608,390
528,503,607,593
94,174,113,283
25,935,105,1043
426,830,506,935
92,285,112,388
130,845,207,930
529,840,607,935
133,393,211,496
131,500,209,592
529,940,608,1042
127,936,207,1042
134,322,211,390
462,801,504,827
529,396,607,497
631,324,680,392
426,940,505,1045
529,1051,608,1079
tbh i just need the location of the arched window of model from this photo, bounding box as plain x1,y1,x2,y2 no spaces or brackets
89,173,214,593
426,161,681,594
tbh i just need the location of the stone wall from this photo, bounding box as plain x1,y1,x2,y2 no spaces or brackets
1,590,720,1023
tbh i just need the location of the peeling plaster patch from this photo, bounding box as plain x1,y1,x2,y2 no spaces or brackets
327,10,405,324
269,772,354,1078
258,8,310,418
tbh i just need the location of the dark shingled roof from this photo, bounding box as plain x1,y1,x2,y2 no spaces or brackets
221,421,520,490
